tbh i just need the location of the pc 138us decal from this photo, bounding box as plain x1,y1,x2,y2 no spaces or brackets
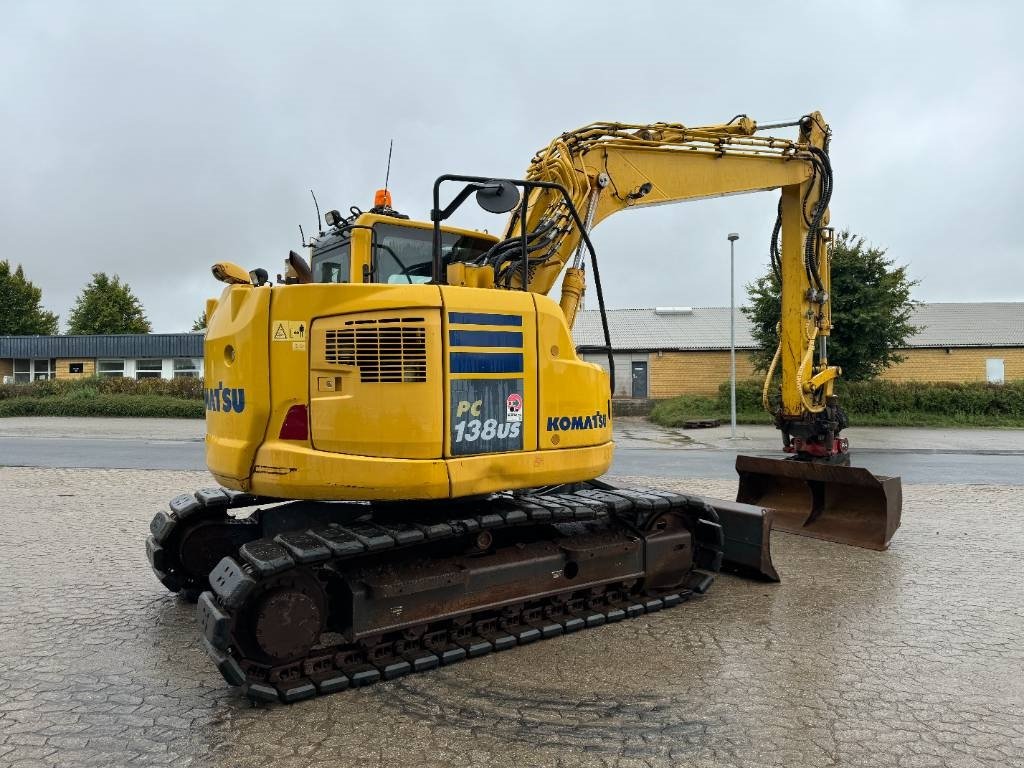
450,378,523,455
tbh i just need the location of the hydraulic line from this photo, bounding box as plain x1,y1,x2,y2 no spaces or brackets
795,323,826,414
803,148,833,292
479,220,558,266
769,199,782,281
762,335,782,413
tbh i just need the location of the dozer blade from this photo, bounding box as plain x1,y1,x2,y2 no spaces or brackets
703,497,780,582
735,455,902,551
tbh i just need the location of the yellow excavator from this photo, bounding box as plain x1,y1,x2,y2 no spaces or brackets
146,112,900,703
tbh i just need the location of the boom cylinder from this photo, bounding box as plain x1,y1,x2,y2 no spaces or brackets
558,267,586,329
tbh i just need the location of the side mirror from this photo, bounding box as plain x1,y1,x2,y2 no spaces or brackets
475,179,521,214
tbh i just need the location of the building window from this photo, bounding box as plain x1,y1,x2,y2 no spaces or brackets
986,359,1005,384
173,358,200,378
13,359,30,384
69,362,85,374
33,359,53,381
98,360,125,378
10,359,55,383
135,359,163,379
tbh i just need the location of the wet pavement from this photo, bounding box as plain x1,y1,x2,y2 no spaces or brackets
2,417,1024,485
1,466,1022,767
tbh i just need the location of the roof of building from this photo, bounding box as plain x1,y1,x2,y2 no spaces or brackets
0,333,204,359
574,307,757,351
572,302,1024,351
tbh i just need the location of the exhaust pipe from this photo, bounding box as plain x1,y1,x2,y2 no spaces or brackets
735,455,902,551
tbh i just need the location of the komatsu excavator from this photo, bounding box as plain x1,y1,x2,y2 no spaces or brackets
146,112,901,703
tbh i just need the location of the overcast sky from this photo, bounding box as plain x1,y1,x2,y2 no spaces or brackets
2,1,1021,332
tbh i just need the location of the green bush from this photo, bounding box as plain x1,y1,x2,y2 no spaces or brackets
0,393,204,418
0,375,205,418
650,379,1024,428
0,376,204,401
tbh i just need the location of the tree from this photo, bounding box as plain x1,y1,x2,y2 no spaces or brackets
67,273,152,335
0,260,59,335
743,230,918,381
191,310,207,332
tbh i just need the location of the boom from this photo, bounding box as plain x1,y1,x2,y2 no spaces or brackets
458,113,842,458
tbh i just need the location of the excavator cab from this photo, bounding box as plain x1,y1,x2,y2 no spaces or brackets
307,204,499,287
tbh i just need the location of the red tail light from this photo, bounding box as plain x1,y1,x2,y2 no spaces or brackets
279,404,309,440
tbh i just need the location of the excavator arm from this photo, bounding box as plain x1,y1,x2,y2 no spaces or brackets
448,112,900,549
455,113,839,455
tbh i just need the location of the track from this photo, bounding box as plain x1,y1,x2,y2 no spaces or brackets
148,486,724,703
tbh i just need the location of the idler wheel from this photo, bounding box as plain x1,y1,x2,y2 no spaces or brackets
232,568,328,664
254,588,323,661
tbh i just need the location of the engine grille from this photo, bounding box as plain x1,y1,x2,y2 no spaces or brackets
324,317,427,383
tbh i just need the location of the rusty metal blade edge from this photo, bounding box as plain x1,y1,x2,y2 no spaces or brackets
701,496,780,583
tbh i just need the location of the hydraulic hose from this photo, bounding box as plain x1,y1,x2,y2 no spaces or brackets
769,199,782,281
796,323,827,414
762,334,782,413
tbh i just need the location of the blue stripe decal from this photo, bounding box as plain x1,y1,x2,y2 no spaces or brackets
450,352,524,374
449,330,523,348
448,312,523,327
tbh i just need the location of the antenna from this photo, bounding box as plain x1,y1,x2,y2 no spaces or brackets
383,139,394,199
310,189,322,233
298,224,306,247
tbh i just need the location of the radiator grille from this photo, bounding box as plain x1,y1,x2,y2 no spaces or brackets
324,317,427,383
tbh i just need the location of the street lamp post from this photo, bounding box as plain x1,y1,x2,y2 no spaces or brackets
727,233,739,439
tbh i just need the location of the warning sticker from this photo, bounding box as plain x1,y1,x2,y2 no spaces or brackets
273,321,306,342
506,392,523,422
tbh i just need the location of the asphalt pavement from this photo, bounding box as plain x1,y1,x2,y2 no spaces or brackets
1,417,1022,485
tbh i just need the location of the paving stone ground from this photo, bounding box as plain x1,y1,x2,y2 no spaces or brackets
1,467,1022,767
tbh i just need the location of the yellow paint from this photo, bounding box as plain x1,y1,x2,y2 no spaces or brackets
309,301,443,460
204,283,272,486
211,261,251,285
205,276,612,501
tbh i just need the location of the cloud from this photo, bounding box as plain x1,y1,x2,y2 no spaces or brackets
2,1,1021,331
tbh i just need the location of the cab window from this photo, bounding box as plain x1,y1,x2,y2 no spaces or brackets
373,223,493,284
311,237,351,283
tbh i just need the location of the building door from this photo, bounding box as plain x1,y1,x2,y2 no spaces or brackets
631,361,648,398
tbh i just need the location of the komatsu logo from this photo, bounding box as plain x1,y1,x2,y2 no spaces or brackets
205,382,246,414
546,412,608,431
